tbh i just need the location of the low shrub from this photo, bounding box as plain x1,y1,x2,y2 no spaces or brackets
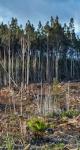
27,117,47,137
60,110,80,119
4,134,14,150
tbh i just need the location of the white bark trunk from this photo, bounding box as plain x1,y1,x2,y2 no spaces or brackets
27,35,30,85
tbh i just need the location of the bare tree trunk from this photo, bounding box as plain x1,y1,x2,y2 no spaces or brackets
71,58,73,79
4,48,7,86
66,82,70,111
12,51,14,80
8,23,11,89
65,58,68,79
20,82,23,116
46,34,49,82
16,56,18,84
27,34,30,85
25,56,27,88
38,51,40,82
12,95,16,114
73,59,74,79
48,85,51,113
40,78,43,114
22,37,25,85
33,53,37,82
8,40,11,89
52,51,55,81
55,54,58,81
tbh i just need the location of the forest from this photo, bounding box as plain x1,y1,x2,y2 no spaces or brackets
0,16,80,150
0,16,80,87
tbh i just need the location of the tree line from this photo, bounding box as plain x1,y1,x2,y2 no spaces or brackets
0,16,80,87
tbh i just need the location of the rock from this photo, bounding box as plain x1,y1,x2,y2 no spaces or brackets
45,128,54,134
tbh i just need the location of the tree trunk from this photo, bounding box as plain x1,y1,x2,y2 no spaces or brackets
8,43,11,89
27,35,30,85
4,48,7,86
22,37,25,85
55,54,58,81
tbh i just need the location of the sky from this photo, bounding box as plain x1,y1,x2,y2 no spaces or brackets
0,0,80,33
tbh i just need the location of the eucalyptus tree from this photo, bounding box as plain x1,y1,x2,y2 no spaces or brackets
0,23,9,86
49,16,66,80
25,20,36,85
37,21,45,82
68,18,77,79
44,21,50,82
10,17,23,84
0,16,80,86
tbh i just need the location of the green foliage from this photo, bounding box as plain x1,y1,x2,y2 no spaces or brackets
5,134,14,150
53,143,64,150
60,110,80,118
27,117,47,133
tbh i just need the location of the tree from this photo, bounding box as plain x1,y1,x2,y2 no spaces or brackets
25,20,35,85
44,21,50,82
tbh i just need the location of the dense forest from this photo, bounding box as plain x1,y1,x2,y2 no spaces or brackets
0,16,80,87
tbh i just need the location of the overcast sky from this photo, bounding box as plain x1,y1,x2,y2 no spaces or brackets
0,0,80,33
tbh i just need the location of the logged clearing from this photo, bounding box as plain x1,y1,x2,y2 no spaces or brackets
0,82,80,149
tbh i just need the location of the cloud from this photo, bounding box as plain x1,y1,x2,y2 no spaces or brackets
0,4,16,24
0,16,3,23
0,0,80,33
74,21,80,33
